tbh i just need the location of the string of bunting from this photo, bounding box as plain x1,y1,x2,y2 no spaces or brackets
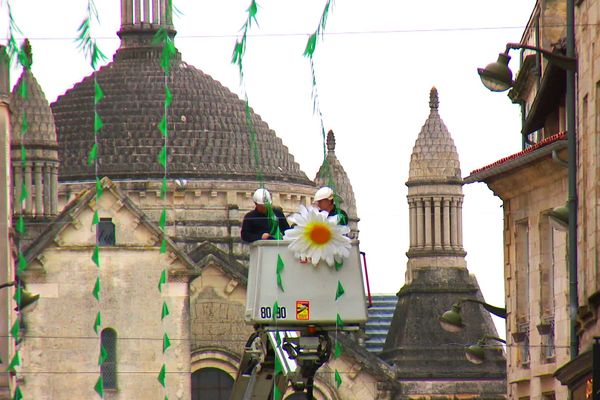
75,1,108,397
304,0,345,390
231,3,289,399
153,2,177,396
5,3,31,398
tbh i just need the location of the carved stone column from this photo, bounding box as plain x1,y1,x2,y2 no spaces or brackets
43,163,52,216
424,198,432,248
457,198,464,248
13,163,22,214
416,199,424,248
450,198,458,248
433,197,442,250
24,163,32,215
34,163,43,216
50,165,58,215
443,198,450,248
409,199,417,248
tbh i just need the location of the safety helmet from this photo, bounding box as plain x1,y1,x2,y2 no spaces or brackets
252,188,272,205
314,187,334,202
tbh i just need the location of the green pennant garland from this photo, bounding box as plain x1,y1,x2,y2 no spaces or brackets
93,311,102,334
158,146,167,168
13,286,21,308
336,313,344,329
92,210,99,225
17,253,27,273
335,280,345,301
160,238,167,254
334,340,342,359
163,333,171,353
12,386,22,400
10,320,19,343
161,301,170,320
158,269,167,292
95,177,103,199
159,209,167,230
334,260,343,271
98,345,108,366
7,351,20,371
94,375,104,397
276,254,285,292
157,364,167,387
16,215,24,234
161,177,168,199
88,143,98,166
95,80,104,102
92,277,101,301
92,245,100,267
272,301,279,322
334,369,342,388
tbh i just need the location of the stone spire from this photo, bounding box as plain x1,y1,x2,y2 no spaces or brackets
380,89,506,397
10,41,59,220
406,87,465,278
314,130,359,238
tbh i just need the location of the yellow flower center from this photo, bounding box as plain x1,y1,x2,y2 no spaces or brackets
307,223,332,245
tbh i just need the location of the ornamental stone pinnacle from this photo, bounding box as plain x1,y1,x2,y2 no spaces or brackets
429,86,439,110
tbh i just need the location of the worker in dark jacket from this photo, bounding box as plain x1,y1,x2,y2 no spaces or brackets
241,188,290,242
314,186,348,225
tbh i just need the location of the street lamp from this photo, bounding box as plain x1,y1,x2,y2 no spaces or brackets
0,281,39,312
465,335,506,365
439,298,506,333
478,29,578,360
477,43,577,92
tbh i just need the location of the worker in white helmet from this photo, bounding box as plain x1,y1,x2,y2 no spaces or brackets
241,188,290,242
314,186,348,225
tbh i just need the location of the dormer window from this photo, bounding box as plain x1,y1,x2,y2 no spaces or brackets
97,218,116,246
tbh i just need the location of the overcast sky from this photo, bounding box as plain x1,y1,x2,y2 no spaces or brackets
4,0,538,334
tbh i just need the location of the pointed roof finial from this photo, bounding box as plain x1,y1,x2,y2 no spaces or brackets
326,130,336,153
429,86,439,111
21,39,32,69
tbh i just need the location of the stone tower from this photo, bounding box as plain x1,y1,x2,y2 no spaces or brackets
10,42,59,244
380,88,506,397
314,130,359,238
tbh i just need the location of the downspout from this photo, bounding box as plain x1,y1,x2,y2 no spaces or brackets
566,0,578,360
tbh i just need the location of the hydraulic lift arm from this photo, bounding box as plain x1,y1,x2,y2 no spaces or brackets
229,329,331,400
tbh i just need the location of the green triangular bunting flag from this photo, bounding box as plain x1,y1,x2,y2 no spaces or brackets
99,345,108,366
7,351,20,371
334,340,342,359
12,386,22,400
10,320,20,342
94,375,104,397
158,269,167,292
93,311,102,334
92,277,101,301
336,313,344,329
163,333,171,353
335,369,342,388
335,280,345,301
161,301,169,320
92,245,100,267
157,363,167,387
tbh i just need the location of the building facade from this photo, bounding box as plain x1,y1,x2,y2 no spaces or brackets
2,1,509,399
467,0,600,398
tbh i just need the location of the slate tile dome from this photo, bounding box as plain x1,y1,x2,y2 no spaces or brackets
51,42,312,185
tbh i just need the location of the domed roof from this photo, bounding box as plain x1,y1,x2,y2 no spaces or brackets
51,28,312,185
314,130,357,219
10,67,57,153
407,87,461,184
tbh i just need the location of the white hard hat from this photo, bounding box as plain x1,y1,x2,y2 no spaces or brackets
314,187,334,202
252,188,272,205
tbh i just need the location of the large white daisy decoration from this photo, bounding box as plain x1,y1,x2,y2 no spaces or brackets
283,205,351,267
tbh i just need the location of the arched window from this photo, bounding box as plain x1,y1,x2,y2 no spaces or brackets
192,368,234,400
101,328,117,389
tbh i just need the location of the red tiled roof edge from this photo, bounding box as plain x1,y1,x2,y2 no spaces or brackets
469,131,567,175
